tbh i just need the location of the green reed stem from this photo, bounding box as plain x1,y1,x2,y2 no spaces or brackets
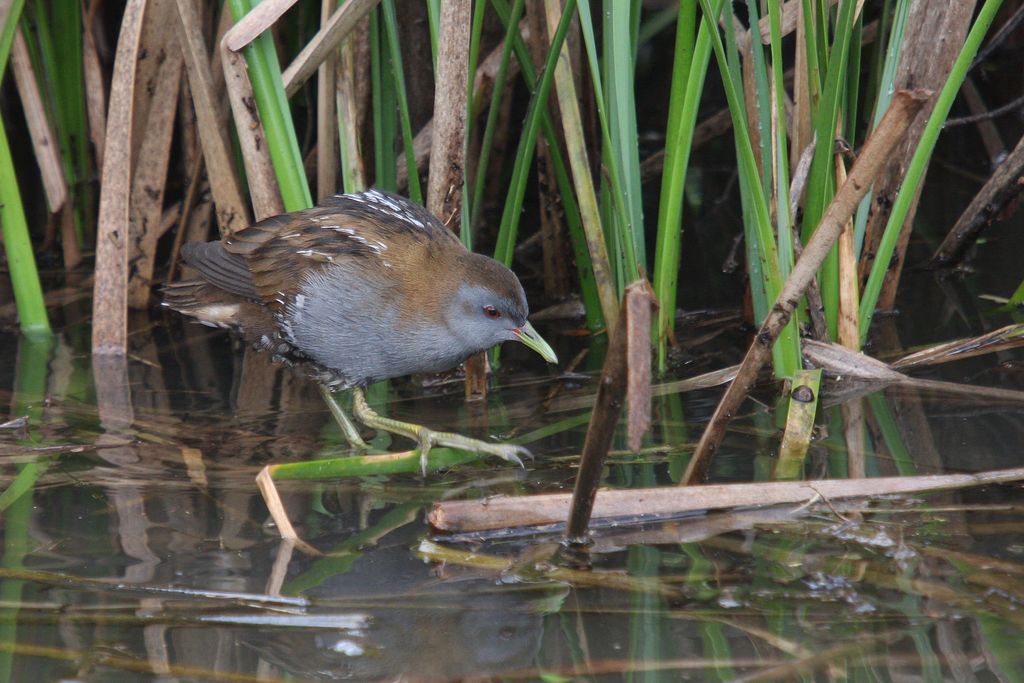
370,8,397,191
380,0,422,204
745,0,772,198
653,1,706,371
699,0,799,378
228,0,312,211
492,0,576,268
469,0,523,239
269,447,480,478
425,0,440,64
767,1,793,282
576,0,639,288
0,119,48,337
603,0,645,272
866,394,916,476
538,0,609,332
460,0,486,249
854,0,911,255
0,0,48,336
800,0,858,338
24,0,89,243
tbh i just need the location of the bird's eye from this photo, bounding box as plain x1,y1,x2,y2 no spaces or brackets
483,305,501,319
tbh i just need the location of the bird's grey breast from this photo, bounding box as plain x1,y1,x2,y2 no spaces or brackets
281,264,470,384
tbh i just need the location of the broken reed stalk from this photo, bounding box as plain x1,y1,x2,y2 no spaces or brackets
682,89,929,485
566,282,655,541
774,368,822,480
860,0,1004,333
891,323,1024,370
255,467,321,555
223,0,297,51
282,0,380,97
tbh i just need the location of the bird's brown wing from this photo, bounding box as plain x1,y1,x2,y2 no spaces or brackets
179,240,259,299
222,190,463,313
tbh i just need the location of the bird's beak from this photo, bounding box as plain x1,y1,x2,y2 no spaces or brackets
513,322,558,364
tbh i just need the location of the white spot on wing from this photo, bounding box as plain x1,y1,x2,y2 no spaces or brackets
193,304,240,323
359,189,428,230
296,248,335,261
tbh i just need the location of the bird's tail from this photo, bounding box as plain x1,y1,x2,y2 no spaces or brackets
162,280,277,344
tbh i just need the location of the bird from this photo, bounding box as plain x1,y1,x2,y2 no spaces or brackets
163,189,558,474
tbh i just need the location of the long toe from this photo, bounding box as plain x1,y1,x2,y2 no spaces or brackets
423,430,531,469
417,432,434,476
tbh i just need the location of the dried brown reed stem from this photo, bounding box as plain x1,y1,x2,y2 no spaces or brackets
835,155,860,348
932,130,1024,267
858,2,976,310
224,0,297,51
431,465,1024,533
11,29,67,215
255,467,321,556
282,0,379,97
220,35,283,220
337,27,367,189
396,21,530,192
175,0,250,233
420,1,482,400
128,42,182,308
543,0,618,330
426,0,469,227
82,9,107,170
316,0,338,197
92,0,147,355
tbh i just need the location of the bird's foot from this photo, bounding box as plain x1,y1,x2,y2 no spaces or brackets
350,387,530,476
414,428,532,476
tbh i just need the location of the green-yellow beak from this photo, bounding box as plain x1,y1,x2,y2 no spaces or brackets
514,321,558,364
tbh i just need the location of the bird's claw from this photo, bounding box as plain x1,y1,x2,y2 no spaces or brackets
413,428,532,476
495,444,532,469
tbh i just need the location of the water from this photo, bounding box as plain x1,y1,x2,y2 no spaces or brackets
1,124,1022,679
1,265,1023,682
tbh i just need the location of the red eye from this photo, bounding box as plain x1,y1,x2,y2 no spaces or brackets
483,305,501,319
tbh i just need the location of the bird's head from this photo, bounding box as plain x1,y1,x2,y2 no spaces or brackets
445,252,558,364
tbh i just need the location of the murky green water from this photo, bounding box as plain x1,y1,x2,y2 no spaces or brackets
2,265,1024,683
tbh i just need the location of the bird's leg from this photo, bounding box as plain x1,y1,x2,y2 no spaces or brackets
319,385,370,450
350,387,531,476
